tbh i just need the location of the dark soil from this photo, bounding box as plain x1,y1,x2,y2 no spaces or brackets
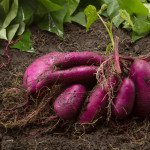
0,20,150,150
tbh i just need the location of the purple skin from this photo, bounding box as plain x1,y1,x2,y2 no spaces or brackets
79,75,119,123
112,78,135,119
23,51,104,94
23,52,62,93
104,76,119,90
130,60,150,117
54,52,105,68
24,65,98,94
79,86,108,123
54,84,86,119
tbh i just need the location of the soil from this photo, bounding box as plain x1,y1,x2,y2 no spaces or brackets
0,19,150,150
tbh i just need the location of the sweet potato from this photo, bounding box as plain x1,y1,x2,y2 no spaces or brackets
54,51,105,68
130,60,150,117
24,66,98,94
79,76,118,123
23,51,104,94
54,84,86,119
79,85,108,123
112,78,135,119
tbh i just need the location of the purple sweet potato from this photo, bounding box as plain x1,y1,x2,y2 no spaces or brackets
79,85,108,123
54,51,105,68
130,60,150,117
54,84,86,119
79,76,118,123
24,66,98,94
112,78,135,119
23,52,62,93
23,51,104,94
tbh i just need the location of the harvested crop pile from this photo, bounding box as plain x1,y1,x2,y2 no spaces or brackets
1,36,150,135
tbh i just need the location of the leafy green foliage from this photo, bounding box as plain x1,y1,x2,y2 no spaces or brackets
85,4,115,52
119,10,133,27
0,0,150,52
0,0,104,52
12,0,37,25
0,0,10,14
104,0,124,27
84,5,98,31
7,24,19,42
0,28,7,40
117,0,148,15
86,0,150,42
71,11,86,27
0,5,5,27
38,0,63,12
108,0,150,41
0,0,83,51
3,0,18,28
10,30,35,53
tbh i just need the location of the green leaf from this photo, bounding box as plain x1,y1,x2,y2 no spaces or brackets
113,15,124,28
0,28,7,40
36,0,67,38
7,24,19,42
98,4,107,14
133,17,150,33
37,8,67,38
76,0,103,13
71,0,103,27
12,0,37,25
35,2,47,19
140,0,147,2
68,0,80,15
105,43,112,53
144,4,150,13
104,0,124,27
117,0,149,15
132,31,149,41
64,0,80,22
122,21,132,31
17,21,25,35
10,30,35,53
104,0,119,19
3,0,18,28
0,0,9,14
38,0,63,12
71,11,86,27
119,9,134,27
0,5,5,27
84,5,98,31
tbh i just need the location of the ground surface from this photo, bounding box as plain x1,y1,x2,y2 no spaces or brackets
0,20,150,150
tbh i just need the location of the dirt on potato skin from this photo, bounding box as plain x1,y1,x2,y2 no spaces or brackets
0,19,150,150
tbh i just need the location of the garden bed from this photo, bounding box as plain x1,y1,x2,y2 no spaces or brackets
0,20,150,150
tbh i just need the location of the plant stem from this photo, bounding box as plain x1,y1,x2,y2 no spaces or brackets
97,14,114,51
114,36,121,74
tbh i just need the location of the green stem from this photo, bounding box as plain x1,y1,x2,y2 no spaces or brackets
97,14,114,51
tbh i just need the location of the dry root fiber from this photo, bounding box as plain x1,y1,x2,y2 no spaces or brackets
0,84,63,130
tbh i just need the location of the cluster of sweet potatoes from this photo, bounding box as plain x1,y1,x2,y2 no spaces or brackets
23,39,150,124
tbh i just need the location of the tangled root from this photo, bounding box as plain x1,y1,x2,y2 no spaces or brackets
0,84,63,129
95,36,134,121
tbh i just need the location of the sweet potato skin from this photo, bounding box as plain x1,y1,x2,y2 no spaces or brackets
24,65,98,94
54,51,105,68
54,84,86,119
23,52,104,94
79,75,119,123
130,60,150,117
79,86,108,123
112,78,135,119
